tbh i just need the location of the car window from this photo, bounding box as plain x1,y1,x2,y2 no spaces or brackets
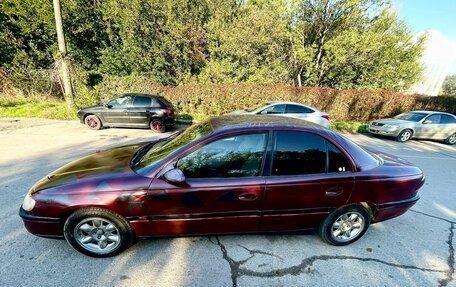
286,105,314,114
394,112,428,122
327,142,351,172
425,114,441,124
440,115,456,124
261,104,286,114
178,133,267,178
132,96,152,108
272,131,326,175
108,96,133,108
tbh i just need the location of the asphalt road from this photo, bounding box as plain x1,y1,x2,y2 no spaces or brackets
0,118,455,287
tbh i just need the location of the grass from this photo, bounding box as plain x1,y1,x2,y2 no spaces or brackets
0,97,77,120
330,121,368,133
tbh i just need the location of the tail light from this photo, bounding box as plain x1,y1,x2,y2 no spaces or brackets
322,115,330,121
162,109,173,115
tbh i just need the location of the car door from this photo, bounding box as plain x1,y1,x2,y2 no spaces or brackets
285,104,315,120
103,95,133,126
420,114,442,138
261,130,354,232
129,95,154,128
144,132,269,236
439,114,456,139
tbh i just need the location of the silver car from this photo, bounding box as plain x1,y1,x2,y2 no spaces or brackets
231,101,330,128
369,111,456,145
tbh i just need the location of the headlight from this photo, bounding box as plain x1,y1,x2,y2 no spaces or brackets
383,124,398,130
22,193,36,211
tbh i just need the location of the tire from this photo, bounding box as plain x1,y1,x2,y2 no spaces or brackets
445,133,456,145
150,118,166,133
63,207,135,257
84,115,102,130
319,205,370,246
395,129,413,143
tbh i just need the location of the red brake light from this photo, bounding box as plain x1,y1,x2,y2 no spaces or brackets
322,115,330,121
162,109,172,115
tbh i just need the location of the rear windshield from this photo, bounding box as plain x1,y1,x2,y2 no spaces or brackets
394,112,428,122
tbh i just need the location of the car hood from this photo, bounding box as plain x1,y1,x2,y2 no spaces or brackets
29,142,150,194
228,110,251,115
78,104,105,113
372,118,413,125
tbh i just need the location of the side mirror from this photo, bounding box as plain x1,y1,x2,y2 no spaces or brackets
106,104,113,109
423,120,432,124
163,168,186,184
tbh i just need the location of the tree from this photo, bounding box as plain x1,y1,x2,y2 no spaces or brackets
290,0,424,90
441,74,456,96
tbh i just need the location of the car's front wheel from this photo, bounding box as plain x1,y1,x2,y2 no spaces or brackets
319,205,370,246
445,133,456,145
84,115,102,130
63,208,135,257
396,129,413,143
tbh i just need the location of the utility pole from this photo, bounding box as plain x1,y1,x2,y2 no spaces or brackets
53,0,74,107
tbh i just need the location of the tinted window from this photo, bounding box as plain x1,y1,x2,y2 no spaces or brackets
272,131,326,175
178,133,267,178
133,96,152,107
108,96,133,108
286,105,314,114
440,115,456,124
327,142,351,172
261,104,286,114
425,114,441,124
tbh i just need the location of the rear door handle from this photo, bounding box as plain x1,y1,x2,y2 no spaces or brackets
325,188,343,196
238,193,259,201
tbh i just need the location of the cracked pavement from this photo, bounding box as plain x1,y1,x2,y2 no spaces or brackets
0,118,455,286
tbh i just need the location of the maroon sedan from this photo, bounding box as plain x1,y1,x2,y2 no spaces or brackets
20,115,424,257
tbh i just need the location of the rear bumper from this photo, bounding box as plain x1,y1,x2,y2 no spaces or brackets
372,195,420,223
19,207,63,238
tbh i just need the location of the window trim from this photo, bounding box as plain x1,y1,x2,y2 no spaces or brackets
267,129,355,177
285,104,315,114
173,130,271,180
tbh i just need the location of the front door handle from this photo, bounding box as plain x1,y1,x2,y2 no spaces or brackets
238,193,259,201
325,188,343,196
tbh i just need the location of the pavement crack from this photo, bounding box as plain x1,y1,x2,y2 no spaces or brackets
211,236,448,286
410,209,456,224
438,222,455,287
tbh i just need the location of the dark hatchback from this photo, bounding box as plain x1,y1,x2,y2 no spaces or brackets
20,115,424,257
77,93,175,132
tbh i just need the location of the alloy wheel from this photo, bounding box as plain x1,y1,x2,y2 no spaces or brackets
330,212,365,243
401,131,411,142
449,134,456,144
74,217,120,254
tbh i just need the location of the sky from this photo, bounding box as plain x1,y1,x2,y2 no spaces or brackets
394,0,456,75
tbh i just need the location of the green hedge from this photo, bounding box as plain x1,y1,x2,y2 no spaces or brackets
94,77,456,122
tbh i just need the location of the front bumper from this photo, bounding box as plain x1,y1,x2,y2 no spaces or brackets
372,195,420,223
368,125,401,137
19,207,63,238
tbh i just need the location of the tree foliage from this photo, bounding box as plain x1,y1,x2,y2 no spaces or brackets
441,74,456,96
0,0,425,91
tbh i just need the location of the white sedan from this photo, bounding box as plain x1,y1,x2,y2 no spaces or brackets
231,101,330,128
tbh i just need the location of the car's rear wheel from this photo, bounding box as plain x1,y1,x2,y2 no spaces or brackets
150,118,166,133
319,205,370,246
63,208,135,257
445,133,456,145
84,115,102,130
396,129,412,143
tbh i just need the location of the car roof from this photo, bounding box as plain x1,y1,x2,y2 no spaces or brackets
209,114,324,132
410,110,454,116
120,93,158,98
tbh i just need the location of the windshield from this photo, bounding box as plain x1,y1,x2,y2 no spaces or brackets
244,102,272,112
393,112,428,122
133,121,213,175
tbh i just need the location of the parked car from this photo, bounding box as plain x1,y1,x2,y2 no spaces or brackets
369,111,456,144
77,93,175,133
20,115,424,257
230,102,330,128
